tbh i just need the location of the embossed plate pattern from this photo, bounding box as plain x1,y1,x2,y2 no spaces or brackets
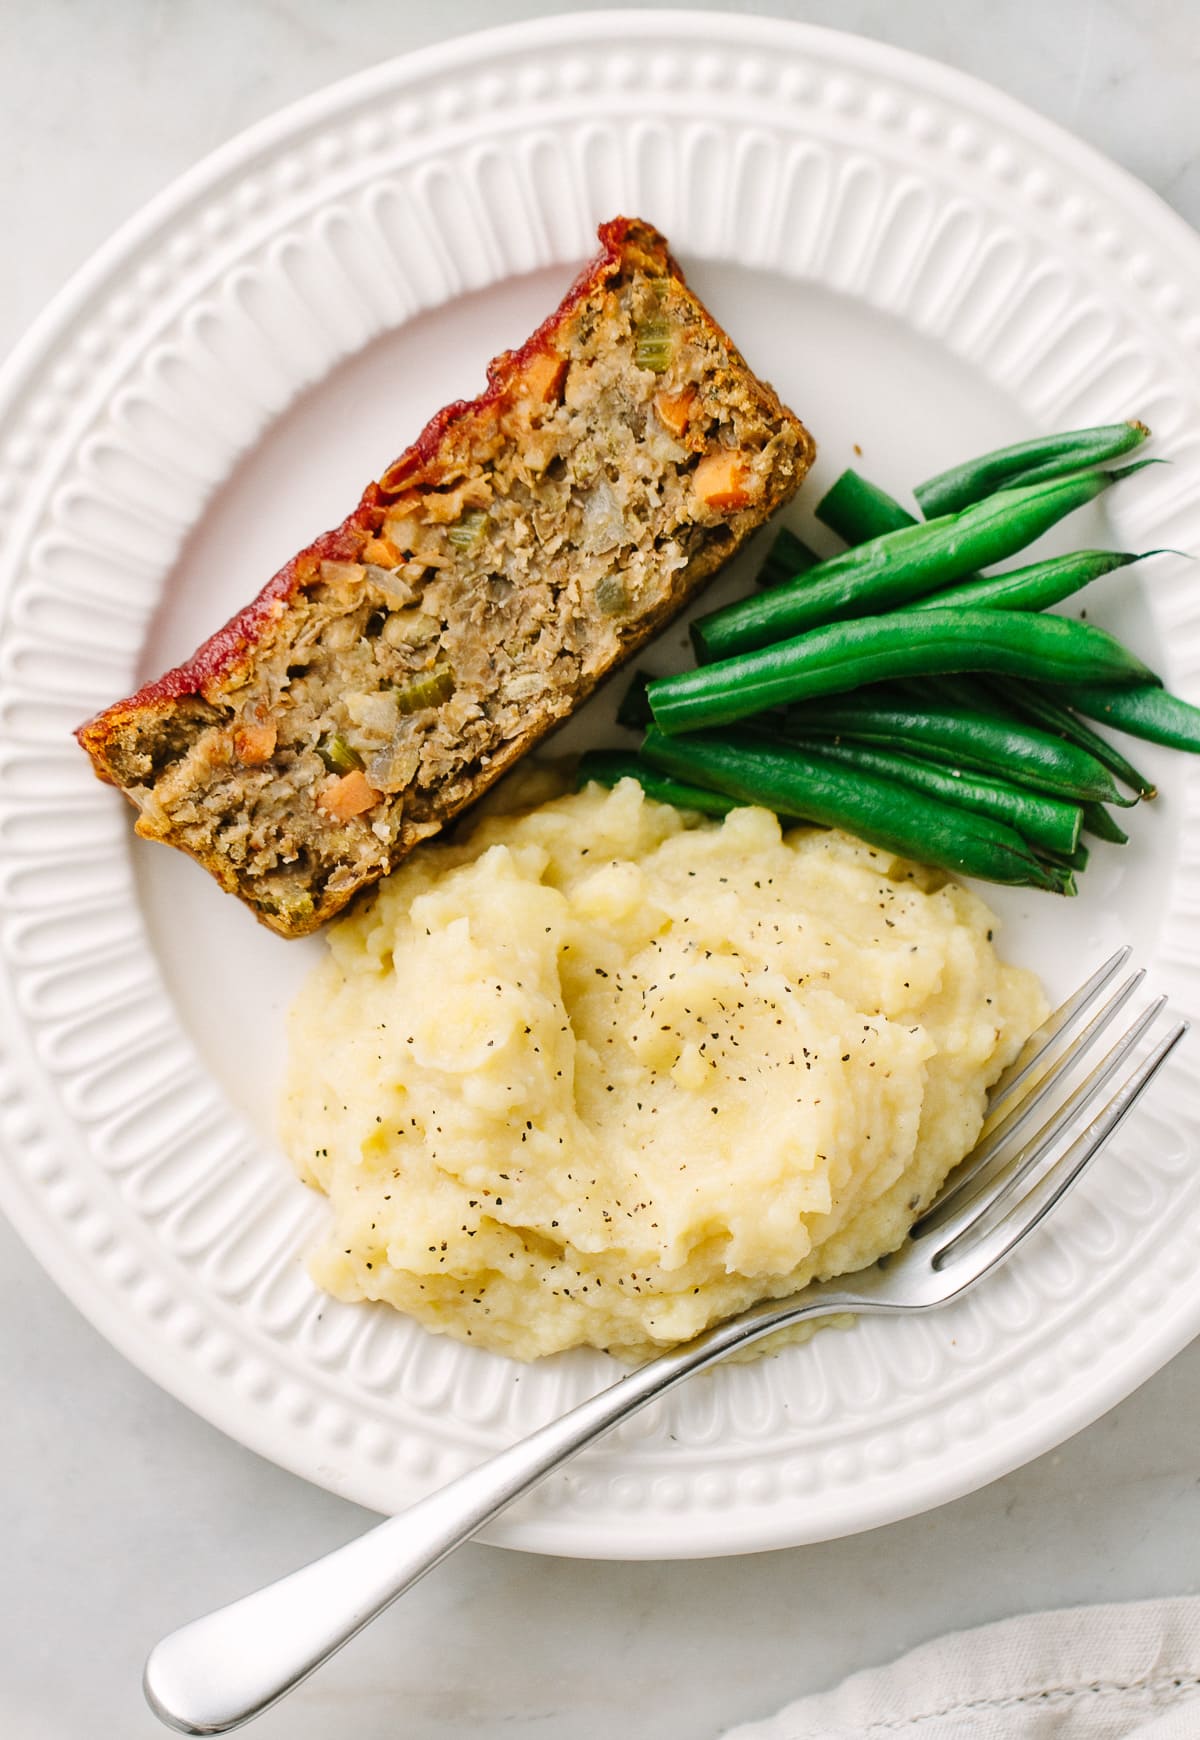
2,12,1200,1557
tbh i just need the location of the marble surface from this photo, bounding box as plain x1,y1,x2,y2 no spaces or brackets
3,3,1200,1736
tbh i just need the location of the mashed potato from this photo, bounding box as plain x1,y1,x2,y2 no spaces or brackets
282,773,1044,1360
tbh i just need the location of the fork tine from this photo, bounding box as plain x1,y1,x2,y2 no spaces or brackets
934,1020,1187,1293
922,997,1165,1253
913,980,1154,1242
983,945,1132,1126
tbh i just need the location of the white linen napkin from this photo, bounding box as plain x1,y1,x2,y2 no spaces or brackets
722,1599,1200,1738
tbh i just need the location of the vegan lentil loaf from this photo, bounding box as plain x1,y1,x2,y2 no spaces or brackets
77,217,815,936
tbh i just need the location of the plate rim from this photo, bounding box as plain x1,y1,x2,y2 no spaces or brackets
2,8,1200,1558
7,8,1200,416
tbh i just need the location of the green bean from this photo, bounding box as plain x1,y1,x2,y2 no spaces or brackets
775,694,1129,805
914,421,1149,518
987,676,1157,798
1003,453,1160,496
615,668,656,730
895,674,1012,717
1041,841,1091,875
641,728,1074,893
779,733,1082,855
694,469,1122,660
756,526,822,589
892,668,1156,797
649,608,1159,736
904,672,1155,798
1063,681,1200,753
817,471,991,590
816,470,916,544
904,549,1139,616
575,751,737,818
1080,800,1130,845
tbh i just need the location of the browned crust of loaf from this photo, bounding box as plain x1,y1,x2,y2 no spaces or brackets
77,218,815,935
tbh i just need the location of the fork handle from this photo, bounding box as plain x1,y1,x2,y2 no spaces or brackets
144,1285,856,1734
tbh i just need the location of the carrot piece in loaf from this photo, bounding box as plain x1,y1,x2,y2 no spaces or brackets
77,217,816,936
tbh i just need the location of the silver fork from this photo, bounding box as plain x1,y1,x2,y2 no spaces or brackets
144,948,1185,1736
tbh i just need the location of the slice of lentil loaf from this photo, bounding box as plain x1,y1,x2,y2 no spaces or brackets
77,217,815,936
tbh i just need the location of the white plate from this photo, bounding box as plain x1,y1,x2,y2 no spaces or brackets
3,12,1200,1560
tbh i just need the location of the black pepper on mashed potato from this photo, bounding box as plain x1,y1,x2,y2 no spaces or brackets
281,770,1045,1360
